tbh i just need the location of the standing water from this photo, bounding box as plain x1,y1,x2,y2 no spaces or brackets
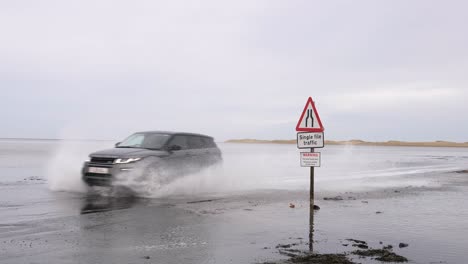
1,139,468,263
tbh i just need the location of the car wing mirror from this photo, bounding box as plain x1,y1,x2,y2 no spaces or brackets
115,142,121,147
168,145,182,151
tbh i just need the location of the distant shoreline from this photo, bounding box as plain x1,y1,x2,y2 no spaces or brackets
2,137,468,148
225,139,468,148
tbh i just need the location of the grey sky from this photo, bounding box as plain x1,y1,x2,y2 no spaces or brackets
1,1,467,142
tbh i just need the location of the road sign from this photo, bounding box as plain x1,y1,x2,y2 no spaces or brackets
300,152,321,167
295,97,325,251
296,97,324,132
297,132,324,149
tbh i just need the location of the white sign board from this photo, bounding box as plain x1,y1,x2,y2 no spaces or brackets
297,132,324,149
300,152,321,167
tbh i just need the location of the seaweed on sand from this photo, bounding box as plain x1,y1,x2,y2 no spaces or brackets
288,253,355,264
261,249,355,264
352,248,408,262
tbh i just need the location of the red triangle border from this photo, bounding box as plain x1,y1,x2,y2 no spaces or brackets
295,97,324,132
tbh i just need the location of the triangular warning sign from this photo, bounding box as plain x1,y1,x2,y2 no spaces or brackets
296,97,324,132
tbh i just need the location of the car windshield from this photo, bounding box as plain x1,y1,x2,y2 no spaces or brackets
117,133,171,150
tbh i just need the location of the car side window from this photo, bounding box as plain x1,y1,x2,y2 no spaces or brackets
203,137,216,148
188,136,205,149
168,135,189,150
200,137,212,148
210,138,217,148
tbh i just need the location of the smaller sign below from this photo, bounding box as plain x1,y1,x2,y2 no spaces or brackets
297,132,324,149
300,152,321,167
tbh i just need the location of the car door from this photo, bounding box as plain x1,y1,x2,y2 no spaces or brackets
165,135,192,176
187,136,207,171
201,137,220,165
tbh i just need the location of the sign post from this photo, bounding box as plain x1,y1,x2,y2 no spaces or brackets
295,97,324,252
309,150,314,252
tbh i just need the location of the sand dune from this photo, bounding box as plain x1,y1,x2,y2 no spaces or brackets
226,139,468,148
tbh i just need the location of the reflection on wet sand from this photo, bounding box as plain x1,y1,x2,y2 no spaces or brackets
309,209,314,252
81,194,139,214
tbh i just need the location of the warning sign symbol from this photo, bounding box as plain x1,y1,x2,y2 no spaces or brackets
295,97,324,132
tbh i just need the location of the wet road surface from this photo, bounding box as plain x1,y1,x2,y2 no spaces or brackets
1,185,315,264
2,140,468,263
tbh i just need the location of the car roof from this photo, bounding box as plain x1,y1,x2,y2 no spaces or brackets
136,131,214,139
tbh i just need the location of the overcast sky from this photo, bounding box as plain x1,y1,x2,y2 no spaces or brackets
1,1,467,142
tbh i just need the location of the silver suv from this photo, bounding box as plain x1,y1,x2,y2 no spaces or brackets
82,131,222,187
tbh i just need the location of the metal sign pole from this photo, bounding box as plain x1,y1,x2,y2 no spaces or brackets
296,97,324,253
309,147,315,252
310,148,315,208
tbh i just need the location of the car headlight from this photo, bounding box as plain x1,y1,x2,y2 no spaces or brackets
114,157,142,164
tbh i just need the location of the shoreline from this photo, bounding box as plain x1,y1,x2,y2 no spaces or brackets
225,139,468,148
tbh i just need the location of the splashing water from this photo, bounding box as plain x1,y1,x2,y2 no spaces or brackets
46,140,112,193
46,141,468,197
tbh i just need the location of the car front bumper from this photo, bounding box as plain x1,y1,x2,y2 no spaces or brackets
82,161,137,187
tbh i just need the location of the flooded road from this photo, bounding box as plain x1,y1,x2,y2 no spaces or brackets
0,185,313,264
1,139,468,263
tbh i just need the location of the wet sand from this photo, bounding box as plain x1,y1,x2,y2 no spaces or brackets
2,172,468,264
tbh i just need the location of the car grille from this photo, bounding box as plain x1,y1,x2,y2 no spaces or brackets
90,157,115,165
83,173,113,186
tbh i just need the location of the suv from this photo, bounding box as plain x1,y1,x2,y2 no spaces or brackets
82,131,222,187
